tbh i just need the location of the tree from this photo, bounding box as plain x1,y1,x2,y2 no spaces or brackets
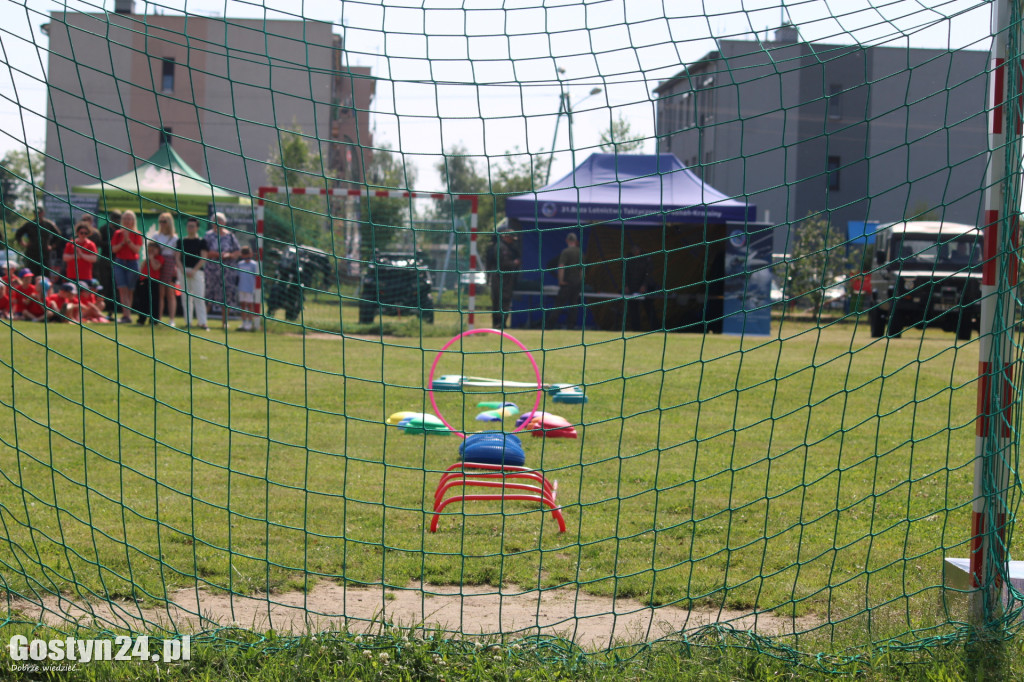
598,116,644,153
433,146,550,234
360,144,418,255
436,145,487,196
486,148,549,231
265,127,330,250
783,211,854,315
427,146,550,284
905,201,941,222
430,144,487,245
1,148,45,226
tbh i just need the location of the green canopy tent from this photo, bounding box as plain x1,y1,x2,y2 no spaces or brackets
72,144,248,232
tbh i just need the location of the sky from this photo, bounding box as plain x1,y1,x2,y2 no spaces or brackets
0,0,995,192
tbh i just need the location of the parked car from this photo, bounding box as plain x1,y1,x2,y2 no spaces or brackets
358,251,434,323
868,221,981,339
823,275,848,310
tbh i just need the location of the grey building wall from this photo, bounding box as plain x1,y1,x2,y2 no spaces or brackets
863,48,989,225
654,38,988,257
43,12,337,199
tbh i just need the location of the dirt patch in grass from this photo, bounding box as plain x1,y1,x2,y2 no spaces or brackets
8,583,817,649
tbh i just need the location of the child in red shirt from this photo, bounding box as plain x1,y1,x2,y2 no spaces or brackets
0,264,12,318
64,223,98,282
52,282,83,322
9,273,55,322
44,290,64,317
10,268,49,321
7,268,28,317
77,280,108,323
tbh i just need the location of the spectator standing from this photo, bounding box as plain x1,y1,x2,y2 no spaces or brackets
204,212,241,328
76,213,94,233
547,232,584,330
181,217,209,330
14,204,60,275
47,221,70,278
110,210,143,323
93,210,119,299
76,214,104,288
624,243,658,331
152,212,181,326
133,242,164,325
485,223,521,328
235,246,260,331
76,214,96,241
63,222,98,283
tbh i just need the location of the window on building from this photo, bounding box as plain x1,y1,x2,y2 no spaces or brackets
828,83,842,120
697,81,714,127
161,58,175,92
827,155,841,191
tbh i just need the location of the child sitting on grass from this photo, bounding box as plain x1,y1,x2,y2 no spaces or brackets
50,282,82,322
75,279,109,323
12,268,56,322
0,277,9,319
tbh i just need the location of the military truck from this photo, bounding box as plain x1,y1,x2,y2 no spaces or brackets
358,251,434,324
868,221,981,340
265,245,334,321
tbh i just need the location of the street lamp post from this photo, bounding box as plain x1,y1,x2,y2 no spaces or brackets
546,85,602,185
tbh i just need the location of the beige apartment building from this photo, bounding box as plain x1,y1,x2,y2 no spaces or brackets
42,4,374,206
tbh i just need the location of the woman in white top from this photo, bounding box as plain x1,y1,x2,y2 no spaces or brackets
152,212,182,326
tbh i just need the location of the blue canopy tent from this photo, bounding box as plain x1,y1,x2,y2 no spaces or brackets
503,153,771,334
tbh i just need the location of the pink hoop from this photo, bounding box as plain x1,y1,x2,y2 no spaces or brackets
427,328,542,439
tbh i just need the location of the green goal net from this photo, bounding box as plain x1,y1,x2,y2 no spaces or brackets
0,0,1022,669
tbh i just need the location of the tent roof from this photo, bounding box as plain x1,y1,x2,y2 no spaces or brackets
505,153,754,225
72,143,242,214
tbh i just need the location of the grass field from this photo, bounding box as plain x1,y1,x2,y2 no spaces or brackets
0,304,1012,661
1,619,1021,681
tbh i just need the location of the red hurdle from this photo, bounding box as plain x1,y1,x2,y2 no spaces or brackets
430,462,566,533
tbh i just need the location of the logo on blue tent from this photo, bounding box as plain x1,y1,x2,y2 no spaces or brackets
729,230,746,248
541,202,557,218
